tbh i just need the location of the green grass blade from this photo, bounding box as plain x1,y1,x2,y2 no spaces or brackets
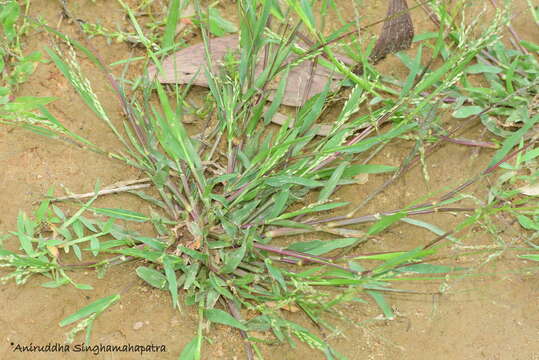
204,308,247,331
179,336,202,360
365,290,395,320
318,161,348,202
162,0,181,49
59,294,120,327
91,207,149,222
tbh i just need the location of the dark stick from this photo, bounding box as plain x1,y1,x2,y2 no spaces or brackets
223,298,255,360
370,0,415,64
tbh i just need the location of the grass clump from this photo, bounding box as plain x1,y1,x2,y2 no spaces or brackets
1,0,537,359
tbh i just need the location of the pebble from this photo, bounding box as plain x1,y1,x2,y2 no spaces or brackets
133,321,144,330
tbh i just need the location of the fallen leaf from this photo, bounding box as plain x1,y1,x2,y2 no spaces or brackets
353,173,369,184
518,183,539,196
47,246,59,258
148,35,354,107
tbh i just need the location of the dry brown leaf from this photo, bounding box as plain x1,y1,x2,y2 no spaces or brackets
518,183,539,196
353,173,369,184
148,35,354,107
47,246,59,258
147,8,415,136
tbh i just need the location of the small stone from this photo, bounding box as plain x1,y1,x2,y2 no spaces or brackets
133,321,144,330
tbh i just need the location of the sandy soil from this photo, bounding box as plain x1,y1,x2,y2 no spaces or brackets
1,0,538,359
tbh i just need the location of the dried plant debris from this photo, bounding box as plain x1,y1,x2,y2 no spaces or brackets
148,35,354,107
149,0,416,104
370,0,415,63
148,2,415,137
